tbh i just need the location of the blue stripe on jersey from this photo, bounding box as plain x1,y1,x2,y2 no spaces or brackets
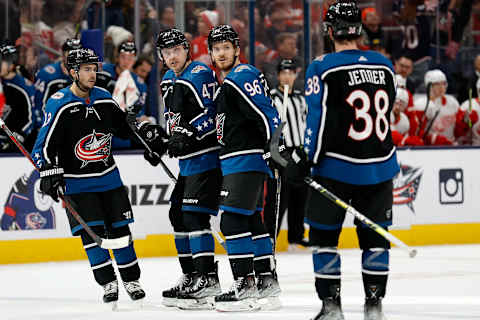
220,205,255,216
182,205,218,216
112,137,132,149
64,169,124,194
179,151,219,176
311,153,399,185
305,218,343,231
226,236,254,255
113,243,137,265
85,246,110,266
112,219,134,228
220,154,270,176
174,234,191,255
189,233,215,256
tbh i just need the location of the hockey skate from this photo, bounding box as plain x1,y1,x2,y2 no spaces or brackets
256,272,282,310
215,275,260,312
102,280,119,310
177,265,221,310
162,273,197,307
312,297,345,320
123,280,146,306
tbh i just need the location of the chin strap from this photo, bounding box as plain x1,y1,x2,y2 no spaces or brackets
74,71,91,94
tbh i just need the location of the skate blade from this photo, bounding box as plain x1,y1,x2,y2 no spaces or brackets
162,297,179,307
132,298,145,308
178,296,215,310
215,298,260,312
258,296,282,311
106,301,118,311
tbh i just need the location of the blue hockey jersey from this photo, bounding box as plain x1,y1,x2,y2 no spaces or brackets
216,63,279,176
31,86,132,195
161,61,220,176
304,50,400,185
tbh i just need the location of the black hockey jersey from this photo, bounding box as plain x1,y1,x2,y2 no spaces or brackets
216,64,280,175
31,86,132,195
305,50,400,185
161,61,220,176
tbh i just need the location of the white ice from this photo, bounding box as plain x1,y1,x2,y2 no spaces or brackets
1,244,480,320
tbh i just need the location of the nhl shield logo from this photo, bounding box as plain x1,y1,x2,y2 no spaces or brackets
75,130,113,168
216,113,226,145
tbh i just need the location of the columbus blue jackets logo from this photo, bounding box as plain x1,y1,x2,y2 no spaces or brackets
75,130,113,168
1,170,55,230
169,112,182,132
216,113,226,145
393,163,423,213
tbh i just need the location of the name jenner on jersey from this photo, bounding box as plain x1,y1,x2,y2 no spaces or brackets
347,69,386,86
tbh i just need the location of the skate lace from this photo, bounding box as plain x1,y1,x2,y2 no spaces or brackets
104,281,118,294
176,274,192,289
124,280,142,293
227,277,244,295
185,276,207,293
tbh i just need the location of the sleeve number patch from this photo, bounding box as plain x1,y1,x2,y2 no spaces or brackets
305,75,320,96
202,82,217,99
346,89,389,142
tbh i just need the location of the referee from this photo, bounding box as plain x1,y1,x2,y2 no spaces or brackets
264,59,309,248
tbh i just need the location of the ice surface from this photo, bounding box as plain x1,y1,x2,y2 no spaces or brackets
1,245,479,320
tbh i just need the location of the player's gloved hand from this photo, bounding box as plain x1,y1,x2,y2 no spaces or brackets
143,150,162,167
264,144,290,172
137,121,168,157
39,164,65,203
284,147,310,187
167,123,196,157
125,103,143,126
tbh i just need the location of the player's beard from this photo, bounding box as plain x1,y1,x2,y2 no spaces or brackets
216,54,238,73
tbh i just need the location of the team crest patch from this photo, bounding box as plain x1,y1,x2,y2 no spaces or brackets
51,92,64,99
169,112,182,132
235,65,251,72
191,65,207,73
75,130,113,168
45,65,56,74
25,212,47,229
216,113,226,145
393,163,423,213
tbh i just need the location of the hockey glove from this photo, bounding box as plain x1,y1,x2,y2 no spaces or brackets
39,164,65,203
143,150,162,167
285,148,310,187
137,121,168,157
167,123,196,157
125,103,143,126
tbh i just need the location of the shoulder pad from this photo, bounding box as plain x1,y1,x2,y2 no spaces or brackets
45,65,56,74
51,91,64,100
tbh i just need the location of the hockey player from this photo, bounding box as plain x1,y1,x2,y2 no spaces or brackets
0,44,35,152
31,48,146,306
455,78,480,145
33,38,81,129
208,24,281,312
390,88,424,146
411,69,460,145
146,28,223,310
264,58,308,248
284,2,399,319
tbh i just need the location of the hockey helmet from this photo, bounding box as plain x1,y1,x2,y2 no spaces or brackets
156,28,189,51
118,41,137,54
66,48,100,72
277,59,296,72
207,25,240,51
395,88,409,105
424,69,447,87
324,1,362,39
62,38,81,53
0,44,18,64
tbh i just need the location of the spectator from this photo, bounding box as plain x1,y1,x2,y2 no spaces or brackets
394,54,416,94
455,78,480,145
133,55,153,82
411,69,460,145
264,8,297,48
263,32,304,91
458,54,480,103
159,6,175,31
191,10,219,68
361,7,386,55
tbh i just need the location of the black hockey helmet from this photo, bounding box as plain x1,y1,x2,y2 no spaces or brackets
207,24,239,51
66,48,100,72
324,1,362,39
62,38,81,52
156,28,189,50
277,59,296,72
118,41,137,54
0,44,18,64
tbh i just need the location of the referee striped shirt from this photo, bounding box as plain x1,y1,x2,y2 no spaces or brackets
270,87,307,148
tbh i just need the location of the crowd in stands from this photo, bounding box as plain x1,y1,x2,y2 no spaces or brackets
1,0,480,154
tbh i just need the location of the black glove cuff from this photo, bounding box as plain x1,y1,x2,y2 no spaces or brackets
40,167,64,178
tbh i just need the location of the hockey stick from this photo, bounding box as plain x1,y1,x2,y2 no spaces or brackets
415,82,432,137
125,119,227,249
269,123,417,258
0,119,131,249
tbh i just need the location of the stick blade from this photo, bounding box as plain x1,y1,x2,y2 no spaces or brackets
269,123,288,168
100,235,132,249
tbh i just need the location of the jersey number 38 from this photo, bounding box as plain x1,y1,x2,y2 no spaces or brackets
346,89,389,142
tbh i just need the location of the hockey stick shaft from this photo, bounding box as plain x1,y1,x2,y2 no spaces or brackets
416,82,432,137
0,119,131,249
269,123,417,258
